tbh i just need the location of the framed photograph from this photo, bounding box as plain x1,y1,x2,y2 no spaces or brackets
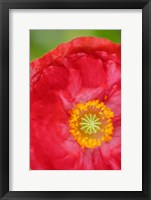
0,0,151,199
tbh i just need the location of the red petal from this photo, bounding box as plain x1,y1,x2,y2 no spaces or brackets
31,64,69,97
67,54,107,88
52,139,83,170
105,59,121,88
30,92,71,169
92,148,111,170
100,131,121,170
105,82,121,117
81,149,94,170
75,87,104,103
67,68,82,99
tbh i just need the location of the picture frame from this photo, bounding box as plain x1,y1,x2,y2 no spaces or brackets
0,0,150,199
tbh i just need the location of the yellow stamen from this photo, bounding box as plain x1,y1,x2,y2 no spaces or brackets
68,100,114,149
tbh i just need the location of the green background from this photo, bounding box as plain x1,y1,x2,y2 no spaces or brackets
30,30,121,61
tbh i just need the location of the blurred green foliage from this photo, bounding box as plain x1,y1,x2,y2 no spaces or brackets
30,30,121,61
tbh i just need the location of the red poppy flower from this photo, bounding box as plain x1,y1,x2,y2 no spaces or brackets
30,36,121,170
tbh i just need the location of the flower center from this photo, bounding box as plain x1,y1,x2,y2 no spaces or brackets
80,114,101,135
68,100,114,149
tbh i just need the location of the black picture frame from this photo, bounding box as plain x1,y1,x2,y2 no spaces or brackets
0,0,151,199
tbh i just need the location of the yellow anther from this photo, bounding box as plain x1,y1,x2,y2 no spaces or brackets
104,95,108,100
101,107,105,111
96,104,102,109
107,119,112,123
85,101,91,107
96,139,101,146
99,111,103,115
104,110,109,115
74,109,80,114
